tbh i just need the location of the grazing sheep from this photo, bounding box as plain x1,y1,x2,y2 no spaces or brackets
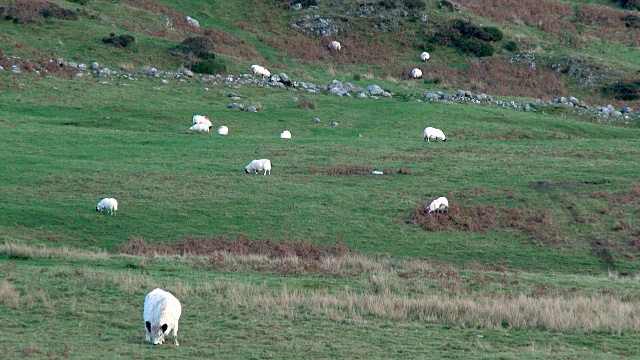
96,198,118,216
423,127,447,142
411,68,423,79
328,41,341,52
190,123,212,133
251,65,271,79
420,51,430,61
185,16,200,28
280,130,291,139
218,126,229,135
245,159,271,176
192,115,212,128
144,288,182,346
427,197,449,213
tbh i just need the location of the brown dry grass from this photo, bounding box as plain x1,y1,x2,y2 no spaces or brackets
457,0,575,34
119,233,351,260
411,203,564,247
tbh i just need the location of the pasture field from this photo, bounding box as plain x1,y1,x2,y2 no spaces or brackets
1,0,640,357
1,71,640,359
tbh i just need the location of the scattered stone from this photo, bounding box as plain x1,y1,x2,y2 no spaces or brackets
331,121,340,128
312,117,321,123
366,85,384,95
247,105,257,113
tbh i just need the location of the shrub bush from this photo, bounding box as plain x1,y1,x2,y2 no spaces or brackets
101,33,135,47
1,0,79,23
616,0,639,10
483,27,504,42
622,14,640,28
190,59,226,75
504,41,519,52
176,36,216,59
455,38,494,57
602,81,640,100
67,0,89,5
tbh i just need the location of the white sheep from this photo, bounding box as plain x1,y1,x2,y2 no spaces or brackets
411,68,423,79
96,198,118,216
190,123,211,133
328,41,341,52
420,51,430,61
423,127,446,142
280,130,291,139
251,65,271,79
144,288,182,346
245,159,271,176
218,126,229,135
192,115,211,125
185,16,200,28
427,197,449,213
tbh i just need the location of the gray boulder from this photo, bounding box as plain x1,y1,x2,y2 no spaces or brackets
366,85,384,95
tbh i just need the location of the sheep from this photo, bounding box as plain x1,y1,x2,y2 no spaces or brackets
427,197,449,213
420,51,430,61
190,123,212,133
411,68,423,79
143,288,182,346
96,198,118,216
423,127,447,142
245,159,271,176
280,130,291,139
185,16,200,28
251,65,271,79
327,41,341,52
218,126,229,135
192,115,211,125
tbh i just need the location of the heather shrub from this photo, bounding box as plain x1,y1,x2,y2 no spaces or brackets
191,59,226,74
101,33,135,47
602,81,640,101
503,41,519,52
176,36,216,59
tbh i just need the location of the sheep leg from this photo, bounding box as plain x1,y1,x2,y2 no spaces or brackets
172,324,179,346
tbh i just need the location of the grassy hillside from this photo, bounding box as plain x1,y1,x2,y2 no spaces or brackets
1,0,640,358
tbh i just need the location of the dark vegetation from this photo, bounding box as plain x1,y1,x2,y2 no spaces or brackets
616,0,640,10
0,0,81,24
175,36,226,74
101,33,136,47
430,19,503,57
602,80,640,101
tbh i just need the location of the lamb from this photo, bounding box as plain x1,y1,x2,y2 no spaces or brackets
143,288,182,346
190,123,212,133
411,68,423,79
251,65,271,79
420,51,430,61
96,198,118,216
280,130,291,139
327,41,341,52
423,127,447,142
218,126,229,135
245,159,271,176
185,16,200,28
427,197,449,213
192,115,211,126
